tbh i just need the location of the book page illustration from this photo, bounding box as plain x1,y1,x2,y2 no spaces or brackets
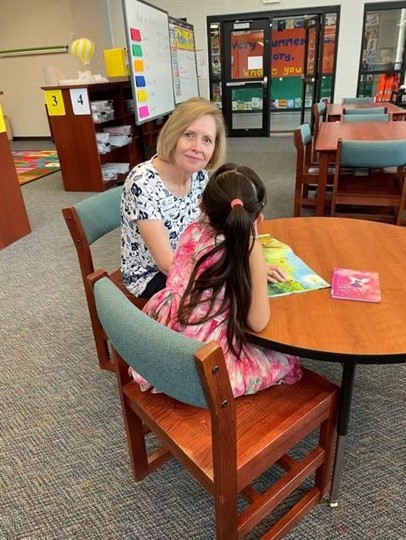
258,235,330,298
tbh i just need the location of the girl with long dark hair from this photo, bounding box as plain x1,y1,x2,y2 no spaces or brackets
132,163,302,397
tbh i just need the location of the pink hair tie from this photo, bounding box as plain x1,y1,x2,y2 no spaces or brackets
230,198,243,208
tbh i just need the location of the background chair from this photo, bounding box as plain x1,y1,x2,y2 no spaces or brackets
342,113,390,123
63,186,147,371
331,139,406,225
90,271,339,540
312,101,326,162
293,123,334,216
343,107,387,115
342,97,374,104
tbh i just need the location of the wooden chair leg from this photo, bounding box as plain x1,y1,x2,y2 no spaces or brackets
315,394,338,497
294,181,303,217
215,491,238,540
86,287,115,371
115,354,150,480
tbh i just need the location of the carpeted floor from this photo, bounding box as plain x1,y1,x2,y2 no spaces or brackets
1,137,405,540
12,149,60,185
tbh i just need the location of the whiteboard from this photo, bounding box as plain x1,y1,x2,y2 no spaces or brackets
169,17,199,104
122,0,175,124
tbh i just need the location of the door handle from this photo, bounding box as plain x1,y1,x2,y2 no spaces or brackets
226,80,265,87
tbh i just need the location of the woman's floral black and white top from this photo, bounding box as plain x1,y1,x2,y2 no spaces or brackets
121,157,208,297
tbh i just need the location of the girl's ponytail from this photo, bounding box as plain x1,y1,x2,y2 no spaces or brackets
178,163,267,356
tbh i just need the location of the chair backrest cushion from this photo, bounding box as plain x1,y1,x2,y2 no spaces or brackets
342,113,389,123
75,186,123,245
344,107,386,115
339,140,406,168
342,97,374,104
297,123,312,146
94,277,208,408
316,101,326,115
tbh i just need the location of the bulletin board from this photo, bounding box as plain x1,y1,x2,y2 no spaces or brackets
122,0,175,124
169,16,199,104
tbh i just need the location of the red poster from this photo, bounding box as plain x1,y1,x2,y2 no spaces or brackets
322,25,335,75
271,28,305,77
230,26,335,79
231,31,264,79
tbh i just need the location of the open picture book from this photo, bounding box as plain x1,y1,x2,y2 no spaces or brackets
258,234,330,298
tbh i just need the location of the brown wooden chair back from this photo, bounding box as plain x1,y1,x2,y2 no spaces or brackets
293,124,333,216
62,187,146,371
89,271,339,539
312,102,326,162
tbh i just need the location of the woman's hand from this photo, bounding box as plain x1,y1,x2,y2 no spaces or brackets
266,264,288,284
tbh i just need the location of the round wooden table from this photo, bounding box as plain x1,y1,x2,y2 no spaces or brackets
249,217,406,505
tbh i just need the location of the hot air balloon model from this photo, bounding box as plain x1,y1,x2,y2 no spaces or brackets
71,38,95,78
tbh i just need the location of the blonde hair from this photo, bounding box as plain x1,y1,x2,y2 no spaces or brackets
156,97,227,171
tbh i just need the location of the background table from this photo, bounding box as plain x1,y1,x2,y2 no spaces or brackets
249,217,406,504
327,101,406,121
314,121,406,216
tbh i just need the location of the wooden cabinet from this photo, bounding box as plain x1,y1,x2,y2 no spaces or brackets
0,131,31,249
43,79,167,192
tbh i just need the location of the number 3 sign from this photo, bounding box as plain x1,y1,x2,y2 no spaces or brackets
43,90,66,116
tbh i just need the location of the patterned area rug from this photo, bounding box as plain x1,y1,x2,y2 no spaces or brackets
12,150,60,185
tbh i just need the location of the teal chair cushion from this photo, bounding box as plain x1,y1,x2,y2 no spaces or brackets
339,140,406,168
344,107,386,115
316,102,326,115
75,185,123,245
298,123,312,145
342,97,374,104
342,114,389,123
94,277,208,408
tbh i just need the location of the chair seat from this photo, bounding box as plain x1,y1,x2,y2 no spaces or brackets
124,368,337,493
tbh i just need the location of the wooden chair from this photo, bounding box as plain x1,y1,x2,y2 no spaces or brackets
342,113,389,123
89,271,339,540
342,97,374,104
331,140,406,225
312,101,326,162
293,124,334,216
62,186,146,371
343,107,387,115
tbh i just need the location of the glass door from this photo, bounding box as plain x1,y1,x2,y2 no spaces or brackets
358,7,406,101
223,19,271,136
300,16,322,125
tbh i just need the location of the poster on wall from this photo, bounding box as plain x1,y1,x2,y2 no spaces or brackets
169,17,199,104
363,13,380,68
271,27,305,77
231,30,264,79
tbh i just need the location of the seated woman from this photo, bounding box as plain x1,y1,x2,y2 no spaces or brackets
121,97,227,299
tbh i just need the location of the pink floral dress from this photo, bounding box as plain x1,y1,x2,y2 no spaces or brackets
131,221,302,398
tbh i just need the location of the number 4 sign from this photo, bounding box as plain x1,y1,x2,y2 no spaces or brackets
69,88,90,115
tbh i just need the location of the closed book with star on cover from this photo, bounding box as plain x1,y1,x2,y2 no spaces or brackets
331,268,381,303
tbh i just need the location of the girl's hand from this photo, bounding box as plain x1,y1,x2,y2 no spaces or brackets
266,264,288,283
